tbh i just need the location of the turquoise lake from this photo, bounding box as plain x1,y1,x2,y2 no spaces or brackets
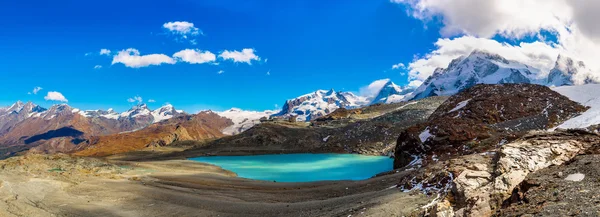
189,153,394,182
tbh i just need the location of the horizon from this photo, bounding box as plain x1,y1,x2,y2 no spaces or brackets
2,0,599,113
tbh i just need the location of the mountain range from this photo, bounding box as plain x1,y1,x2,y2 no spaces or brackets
0,50,598,159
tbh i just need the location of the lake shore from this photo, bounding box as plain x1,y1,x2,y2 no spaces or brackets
0,154,432,217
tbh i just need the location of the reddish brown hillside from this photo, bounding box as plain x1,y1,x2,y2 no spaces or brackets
74,111,233,157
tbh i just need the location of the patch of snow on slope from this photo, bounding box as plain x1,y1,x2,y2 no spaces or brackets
217,108,277,135
554,84,600,129
419,128,433,143
448,99,471,113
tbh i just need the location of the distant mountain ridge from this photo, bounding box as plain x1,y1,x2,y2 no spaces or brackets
0,102,188,158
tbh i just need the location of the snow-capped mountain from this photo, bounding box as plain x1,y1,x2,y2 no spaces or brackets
370,81,415,104
408,51,599,101
410,50,547,100
0,101,47,135
150,104,184,123
547,54,598,86
217,108,277,135
273,89,368,121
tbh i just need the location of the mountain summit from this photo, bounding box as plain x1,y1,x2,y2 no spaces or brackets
273,89,368,121
547,54,598,86
370,81,415,105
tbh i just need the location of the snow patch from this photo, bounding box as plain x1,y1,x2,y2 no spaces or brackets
448,99,471,113
419,128,433,143
554,84,600,129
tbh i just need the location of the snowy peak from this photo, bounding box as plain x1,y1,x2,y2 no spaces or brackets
275,89,368,121
120,104,151,118
370,81,414,104
410,50,542,100
150,104,183,123
548,54,596,86
0,101,46,118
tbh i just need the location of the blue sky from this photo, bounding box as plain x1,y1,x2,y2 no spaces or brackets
0,0,447,112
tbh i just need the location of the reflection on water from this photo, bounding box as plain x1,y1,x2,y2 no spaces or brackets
189,153,393,182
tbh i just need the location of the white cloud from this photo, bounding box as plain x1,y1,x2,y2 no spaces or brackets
100,49,111,56
173,49,216,64
32,87,42,95
94,65,102,69
408,80,423,88
217,70,224,74
163,21,202,36
112,48,175,68
44,91,68,102
391,63,405,70
392,0,572,39
148,99,156,103
127,96,143,104
266,70,271,75
392,0,600,83
219,48,261,64
359,79,390,98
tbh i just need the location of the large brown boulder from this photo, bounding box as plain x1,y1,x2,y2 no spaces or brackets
394,84,588,169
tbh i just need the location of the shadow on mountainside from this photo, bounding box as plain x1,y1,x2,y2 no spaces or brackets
24,127,84,144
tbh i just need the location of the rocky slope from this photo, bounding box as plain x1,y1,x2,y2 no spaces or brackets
394,83,588,169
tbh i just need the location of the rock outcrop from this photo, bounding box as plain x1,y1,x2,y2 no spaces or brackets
398,130,600,217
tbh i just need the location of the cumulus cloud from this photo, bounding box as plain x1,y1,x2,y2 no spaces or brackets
148,99,156,103
44,91,68,102
217,70,224,74
112,48,175,68
127,96,143,104
163,21,202,36
163,21,203,44
100,49,111,56
391,0,600,83
359,79,391,98
219,48,261,64
173,49,216,64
